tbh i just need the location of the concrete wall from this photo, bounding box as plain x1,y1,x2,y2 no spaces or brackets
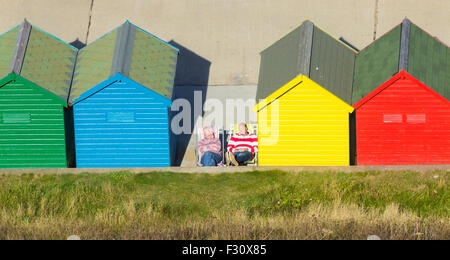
1,0,448,86
0,0,92,44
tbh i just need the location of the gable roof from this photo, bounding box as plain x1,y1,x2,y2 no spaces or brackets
73,72,172,107
69,20,179,103
257,19,356,104
253,74,354,113
353,18,449,104
353,70,449,110
0,20,77,102
0,73,68,108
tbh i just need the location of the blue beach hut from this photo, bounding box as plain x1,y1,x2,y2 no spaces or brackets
73,73,173,168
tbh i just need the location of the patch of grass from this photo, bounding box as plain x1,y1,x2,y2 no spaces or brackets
0,170,448,239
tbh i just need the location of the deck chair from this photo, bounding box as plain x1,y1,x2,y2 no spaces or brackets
224,124,258,166
195,126,225,166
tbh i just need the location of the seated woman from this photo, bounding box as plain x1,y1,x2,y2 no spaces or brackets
198,127,223,167
226,123,258,166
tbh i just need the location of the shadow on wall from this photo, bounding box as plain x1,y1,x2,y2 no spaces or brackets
339,37,360,52
69,39,87,50
64,107,76,168
169,40,211,166
349,112,357,166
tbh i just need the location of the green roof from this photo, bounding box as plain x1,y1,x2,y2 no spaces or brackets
69,21,179,103
128,26,178,99
309,25,356,104
0,21,77,102
352,24,402,104
257,20,356,104
20,26,78,101
256,23,305,102
408,23,449,100
353,19,449,104
69,28,117,103
0,26,19,76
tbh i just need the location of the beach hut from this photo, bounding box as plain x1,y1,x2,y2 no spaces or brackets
0,20,78,168
254,20,356,166
0,73,68,168
353,18,449,104
72,74,172,168
353,71,450,165
253,75,354,166
257,19,357,105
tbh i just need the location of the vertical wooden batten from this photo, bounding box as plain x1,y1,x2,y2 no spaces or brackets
110,21,136,77
9,20,31,75
297,20,314,77
399,18,411,72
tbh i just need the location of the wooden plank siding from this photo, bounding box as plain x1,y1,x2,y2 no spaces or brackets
255,75,354,166
0,73,67,168
353,71,450,165
73,74,172,168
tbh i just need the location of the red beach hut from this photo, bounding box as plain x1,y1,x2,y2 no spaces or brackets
353,70,450,165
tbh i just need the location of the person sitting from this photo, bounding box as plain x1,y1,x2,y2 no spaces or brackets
198,127,223,167
226,123,258,166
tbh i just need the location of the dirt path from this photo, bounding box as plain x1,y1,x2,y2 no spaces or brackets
0,165,449,175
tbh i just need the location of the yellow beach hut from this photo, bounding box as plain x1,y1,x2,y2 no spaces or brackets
253,75,354,166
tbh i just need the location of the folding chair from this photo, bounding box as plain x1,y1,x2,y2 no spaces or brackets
195,126,225,167
224,124,258,166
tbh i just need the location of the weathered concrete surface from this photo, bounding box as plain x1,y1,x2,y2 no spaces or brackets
377,0,450,45
202,85,258,129
0,0,92,43
88,0,375,86
1,0,448,85
0,165,448,175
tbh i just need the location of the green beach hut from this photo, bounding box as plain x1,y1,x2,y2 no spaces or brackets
0,73,68,168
